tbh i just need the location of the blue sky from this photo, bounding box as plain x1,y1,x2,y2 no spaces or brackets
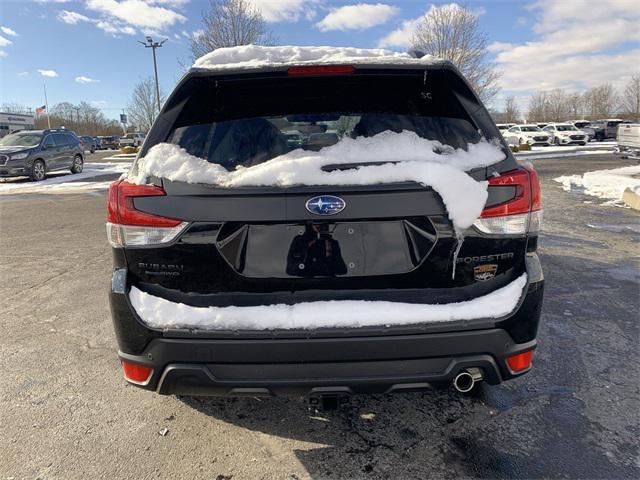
1,0,638,120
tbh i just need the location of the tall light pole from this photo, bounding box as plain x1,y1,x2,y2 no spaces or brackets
138,36,166,112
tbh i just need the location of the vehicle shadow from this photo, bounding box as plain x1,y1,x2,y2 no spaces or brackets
176,381,593,479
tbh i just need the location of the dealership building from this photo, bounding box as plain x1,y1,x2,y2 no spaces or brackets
0,112,36,137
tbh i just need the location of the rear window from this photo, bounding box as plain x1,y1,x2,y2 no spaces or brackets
163,72,487,171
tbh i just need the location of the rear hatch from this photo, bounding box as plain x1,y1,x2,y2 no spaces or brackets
110,66,537,324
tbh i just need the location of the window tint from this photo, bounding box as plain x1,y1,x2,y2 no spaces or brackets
42,135,55,148
162,72,492,172
53,134,68,146
65,134,79,145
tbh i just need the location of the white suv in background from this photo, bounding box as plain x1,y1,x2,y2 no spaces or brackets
505,125,551,146
543,124,587,146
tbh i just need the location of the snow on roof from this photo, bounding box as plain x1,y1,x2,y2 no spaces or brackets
129,273,527,331
193,45,439,70
131,131,505,233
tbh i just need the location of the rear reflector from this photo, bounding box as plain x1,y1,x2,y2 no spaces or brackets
473,166,542,235
106,180,188,247
506,350,534,373
121,361,153,385
287,65,355,76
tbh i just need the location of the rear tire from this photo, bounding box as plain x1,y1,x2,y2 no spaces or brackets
30,159,46,182
71,155,83,174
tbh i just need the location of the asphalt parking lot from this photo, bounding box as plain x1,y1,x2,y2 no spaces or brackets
0,153,638,479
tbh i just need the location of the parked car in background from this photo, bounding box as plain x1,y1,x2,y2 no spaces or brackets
0,129,84,181
585,119,623,141
542,123,587,145
536,123,549,129
94,137,102,150
566,121,593,141
79,135,97,153
496,123,516,132
99,135,121,149
504,125,551,146
616,123,640,159
119,132,145,148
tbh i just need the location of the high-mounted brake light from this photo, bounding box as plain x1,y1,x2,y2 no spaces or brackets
506,350,534,373
106,180,188,247
473,166,542,235
121,360,153,385
287,65,355,76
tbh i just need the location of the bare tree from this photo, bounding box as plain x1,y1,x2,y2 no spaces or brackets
126,77,165,132
411,3,500,103
567,92,584,119
528,92,548,123
190,0,274,60
503,96,520,123
546,89,570,122
583,84,619,119
1,102,31,114
621,74,640,118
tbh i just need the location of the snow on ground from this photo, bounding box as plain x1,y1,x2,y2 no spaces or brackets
554,165,640,205
0,162,130,195
132,131,505,232
514,142,617,160
130,274,527,331
193,45,439,70
103,153,137,161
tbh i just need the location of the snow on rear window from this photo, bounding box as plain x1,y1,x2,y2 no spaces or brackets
129,273,527,331
130,131,505,233
193,45,439,70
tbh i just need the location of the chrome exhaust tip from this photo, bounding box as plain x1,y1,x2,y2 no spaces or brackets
453,368,483,393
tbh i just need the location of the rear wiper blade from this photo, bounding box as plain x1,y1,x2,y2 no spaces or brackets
321,161,401,172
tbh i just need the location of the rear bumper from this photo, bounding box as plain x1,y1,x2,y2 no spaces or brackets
110,255,544,396
120,329,536,396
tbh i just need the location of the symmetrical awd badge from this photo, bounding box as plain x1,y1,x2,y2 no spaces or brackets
305,195,346,215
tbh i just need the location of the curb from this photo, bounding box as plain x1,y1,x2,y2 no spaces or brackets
622,188,640,211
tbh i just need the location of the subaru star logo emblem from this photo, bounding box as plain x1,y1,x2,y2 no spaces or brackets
305,195,346,215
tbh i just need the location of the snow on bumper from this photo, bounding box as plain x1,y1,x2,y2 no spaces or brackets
128,274,528,331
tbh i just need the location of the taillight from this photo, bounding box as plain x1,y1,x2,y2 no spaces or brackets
287,65,355,76
506,350,534,373
106,180,188,247
121,360,153,385
473,166,542,235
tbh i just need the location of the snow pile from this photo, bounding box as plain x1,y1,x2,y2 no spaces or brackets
132,131,505,232
554,165,640,205
129,274,527,331
193,45,438,70
0,162,130,195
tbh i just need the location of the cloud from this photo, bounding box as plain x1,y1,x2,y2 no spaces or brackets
492,0,640,92
0,35,13,47
0,51,7,58
90,100,108,107
377,17,420,48
317,3,399,32
57,10,91,24
38,69,58,77
17,71,29,76
249,0,317,23
86,0,186,31
75,75,99,83
95,20,136,35
1,26,17,36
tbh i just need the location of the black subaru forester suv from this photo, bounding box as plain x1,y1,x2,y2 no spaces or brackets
107,55,544,397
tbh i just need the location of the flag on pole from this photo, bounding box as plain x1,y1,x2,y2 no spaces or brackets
35,105,47,114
